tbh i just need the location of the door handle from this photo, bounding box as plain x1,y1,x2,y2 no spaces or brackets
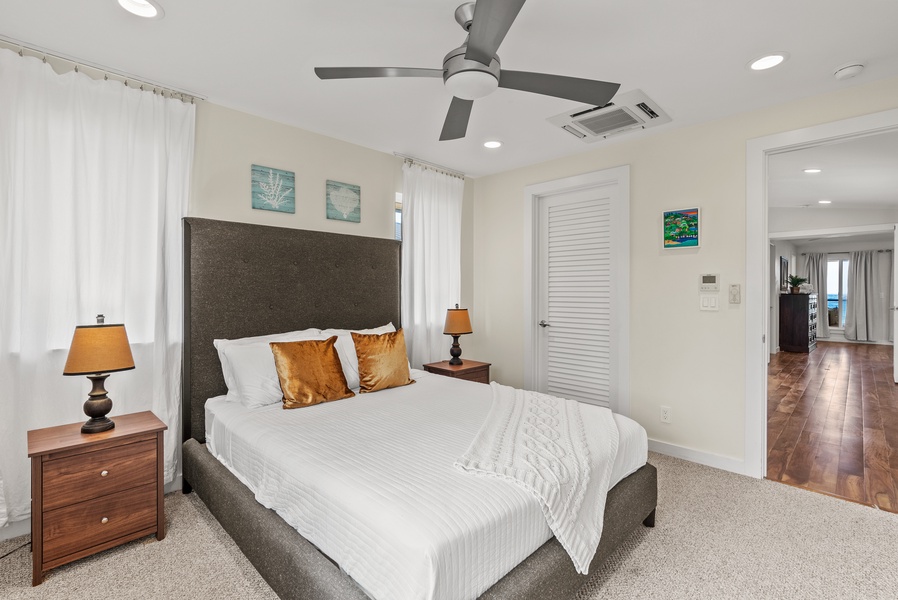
538,320,551,328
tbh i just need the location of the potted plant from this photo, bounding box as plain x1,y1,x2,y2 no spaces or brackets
787,274,807,294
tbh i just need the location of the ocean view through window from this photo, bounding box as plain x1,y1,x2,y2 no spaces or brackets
827,257,849,328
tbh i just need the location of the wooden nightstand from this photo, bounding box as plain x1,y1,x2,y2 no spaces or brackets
27,411,167,585
423,359,491,384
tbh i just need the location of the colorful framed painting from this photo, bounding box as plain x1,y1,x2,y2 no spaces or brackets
662,207,700,249
251,164,295,214
326,180,361,223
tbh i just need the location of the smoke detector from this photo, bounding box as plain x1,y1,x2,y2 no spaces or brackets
834,62,864,81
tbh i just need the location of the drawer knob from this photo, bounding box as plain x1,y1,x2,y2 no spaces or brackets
101,517,109,524
100,470,109,477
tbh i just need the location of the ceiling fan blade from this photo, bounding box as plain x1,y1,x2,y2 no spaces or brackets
498,70,620,106
315,67,443,80
440,97,475,141
465,0,527,65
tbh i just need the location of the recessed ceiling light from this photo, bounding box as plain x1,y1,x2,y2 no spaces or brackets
483,140,502,149
818,200,832,204
748,53,789,71
803,168,822,174
118,0,164,19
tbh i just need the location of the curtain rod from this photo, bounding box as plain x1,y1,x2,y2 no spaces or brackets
800,249,892,255
393,153,465,179
0,35,205,102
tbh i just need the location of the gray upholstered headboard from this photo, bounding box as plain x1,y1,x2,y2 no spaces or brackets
182,217,401,442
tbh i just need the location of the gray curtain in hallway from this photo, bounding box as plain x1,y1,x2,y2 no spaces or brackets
845,250,893,342
801,253,829,339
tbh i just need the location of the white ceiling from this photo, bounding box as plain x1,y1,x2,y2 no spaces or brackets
3,0,898,177
768,130,898,209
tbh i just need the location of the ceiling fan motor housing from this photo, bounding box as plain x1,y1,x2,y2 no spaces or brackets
443,45,500,100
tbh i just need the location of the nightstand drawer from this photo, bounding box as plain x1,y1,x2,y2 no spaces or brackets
455,368,489,384
42,483,157,563
42,439,156,511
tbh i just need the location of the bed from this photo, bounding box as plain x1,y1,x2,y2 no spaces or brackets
181,217,657,600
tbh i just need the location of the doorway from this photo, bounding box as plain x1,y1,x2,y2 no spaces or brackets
746,108,898,479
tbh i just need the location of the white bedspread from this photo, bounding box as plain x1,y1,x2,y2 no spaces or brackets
205,370,647,600
455,383,619,574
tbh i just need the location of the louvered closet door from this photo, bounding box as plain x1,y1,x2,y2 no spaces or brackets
538,188,613,407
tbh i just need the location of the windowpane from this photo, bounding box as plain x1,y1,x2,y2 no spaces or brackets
841,259,849,328
827,260,840,327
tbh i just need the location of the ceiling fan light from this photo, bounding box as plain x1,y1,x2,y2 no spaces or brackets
445,71,498,101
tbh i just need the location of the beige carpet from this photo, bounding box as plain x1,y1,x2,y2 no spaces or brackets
2,453,898,599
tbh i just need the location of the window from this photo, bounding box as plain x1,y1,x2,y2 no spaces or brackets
394,193,403,241
827,257,850,328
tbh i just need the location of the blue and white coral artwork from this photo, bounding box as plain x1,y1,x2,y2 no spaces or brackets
252,164,295,214
326,180,361,223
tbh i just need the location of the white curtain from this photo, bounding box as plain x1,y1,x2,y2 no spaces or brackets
845,250,893,342
0,49,194,527
400,162,464,368
801,253,829,338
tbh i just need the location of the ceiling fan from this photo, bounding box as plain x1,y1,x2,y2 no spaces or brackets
314,0,621,141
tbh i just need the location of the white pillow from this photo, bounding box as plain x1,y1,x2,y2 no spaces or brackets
321,323,396,390
213,328,322,407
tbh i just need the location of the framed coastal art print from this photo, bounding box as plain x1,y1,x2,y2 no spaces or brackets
662,207,700,249
326,180,361,223
251,164,295,214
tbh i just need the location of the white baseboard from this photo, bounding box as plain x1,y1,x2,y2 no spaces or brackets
0,517,30,542
648,439,750,476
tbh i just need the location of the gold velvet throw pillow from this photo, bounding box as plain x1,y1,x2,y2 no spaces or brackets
269,337,355,409
351,328,415,393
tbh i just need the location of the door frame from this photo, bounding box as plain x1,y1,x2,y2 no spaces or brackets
522,165,630,415
745,108,898,479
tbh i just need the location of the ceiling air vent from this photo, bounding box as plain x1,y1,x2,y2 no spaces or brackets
547,89,671,143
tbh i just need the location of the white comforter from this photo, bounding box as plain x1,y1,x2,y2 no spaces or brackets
206,369,647,600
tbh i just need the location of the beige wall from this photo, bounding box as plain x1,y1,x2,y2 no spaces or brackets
465,76,898,463
190,102,403,239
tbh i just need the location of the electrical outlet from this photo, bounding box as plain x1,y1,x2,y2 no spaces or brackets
660,405,672,423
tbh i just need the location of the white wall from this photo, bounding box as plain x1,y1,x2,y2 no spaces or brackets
190,102,403,239
464,76,898,467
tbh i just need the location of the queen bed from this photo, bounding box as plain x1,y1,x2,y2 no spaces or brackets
181,217,657,600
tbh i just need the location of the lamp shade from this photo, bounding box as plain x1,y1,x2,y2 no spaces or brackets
443,308,473,335
63,324,135,376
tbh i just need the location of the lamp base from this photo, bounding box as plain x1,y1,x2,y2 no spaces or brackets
82,416,115,434
448,335,464,366
81,374,116,434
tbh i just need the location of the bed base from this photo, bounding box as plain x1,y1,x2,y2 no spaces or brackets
183,438,657,600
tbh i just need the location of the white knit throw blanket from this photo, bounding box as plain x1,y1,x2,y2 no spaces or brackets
455,382,620,574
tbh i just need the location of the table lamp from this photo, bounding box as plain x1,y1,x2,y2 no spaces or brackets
443,304,473,365
63,315,135,433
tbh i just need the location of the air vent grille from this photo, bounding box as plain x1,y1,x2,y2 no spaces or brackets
577,108,642,136
562,125,586,139
547,89,671,144
636,102,659,119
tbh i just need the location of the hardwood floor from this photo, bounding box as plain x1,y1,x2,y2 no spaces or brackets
767,341,898,512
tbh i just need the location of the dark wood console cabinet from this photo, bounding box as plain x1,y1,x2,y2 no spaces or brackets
779,293,818,353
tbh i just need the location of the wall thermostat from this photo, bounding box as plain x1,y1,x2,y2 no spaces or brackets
700,274,720,292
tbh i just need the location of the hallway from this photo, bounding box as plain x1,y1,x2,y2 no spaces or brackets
767,341,898,512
